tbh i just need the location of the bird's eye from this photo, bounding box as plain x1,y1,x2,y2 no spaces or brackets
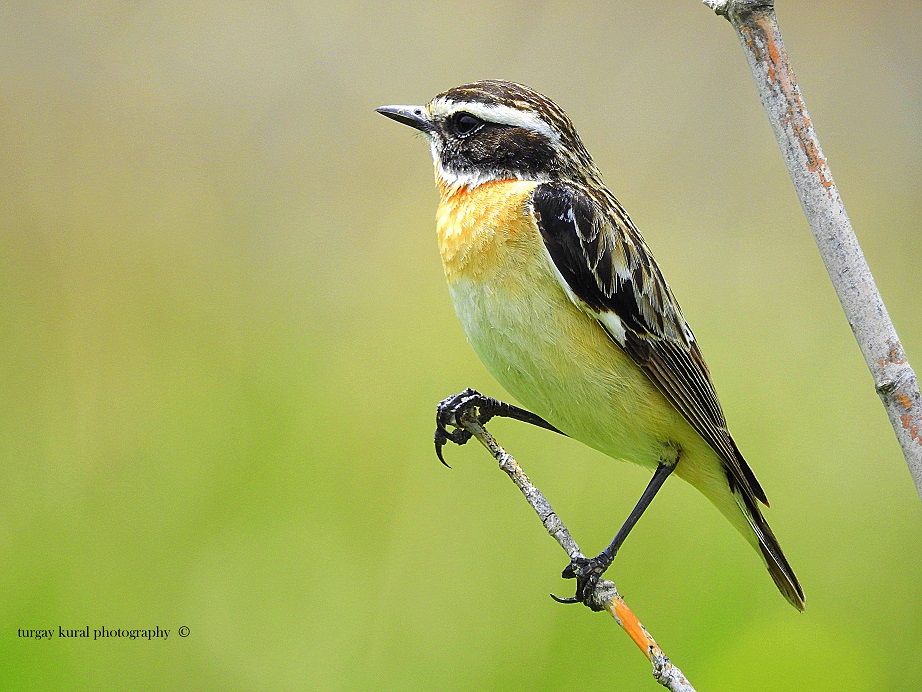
453,113,484,136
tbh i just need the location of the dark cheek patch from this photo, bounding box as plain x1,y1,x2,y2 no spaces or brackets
444,129,557,180
493,130,556,175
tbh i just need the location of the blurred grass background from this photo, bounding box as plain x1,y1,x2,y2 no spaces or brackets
1,1,920,689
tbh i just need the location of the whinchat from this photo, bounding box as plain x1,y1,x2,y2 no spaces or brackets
377,80,804,610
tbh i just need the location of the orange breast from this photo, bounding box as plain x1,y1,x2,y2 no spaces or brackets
436,180,541,283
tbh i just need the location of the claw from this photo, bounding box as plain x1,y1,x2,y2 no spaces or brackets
549,593,581,604
434,428,452,468
554,555,610,610
433,388,487,466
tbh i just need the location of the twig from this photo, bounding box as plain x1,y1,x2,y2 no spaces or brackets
701,0,922,498
455,407,696,692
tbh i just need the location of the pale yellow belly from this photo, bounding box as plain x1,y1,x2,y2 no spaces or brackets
446,258,690,471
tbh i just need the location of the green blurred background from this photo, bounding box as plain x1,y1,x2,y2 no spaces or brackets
1,2,920,689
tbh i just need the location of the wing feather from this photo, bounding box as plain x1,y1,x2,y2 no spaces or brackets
530,181,768,506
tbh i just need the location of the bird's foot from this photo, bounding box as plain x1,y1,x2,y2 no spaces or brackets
551,551,615,611
434,388,495,467
434,388,564,466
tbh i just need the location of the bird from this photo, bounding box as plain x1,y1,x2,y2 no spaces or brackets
376,80,804,611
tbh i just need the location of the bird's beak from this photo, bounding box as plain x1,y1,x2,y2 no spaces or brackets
376,104,431,133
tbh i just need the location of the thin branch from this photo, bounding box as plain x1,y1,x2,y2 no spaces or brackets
703,0,922,498
454,406,696,692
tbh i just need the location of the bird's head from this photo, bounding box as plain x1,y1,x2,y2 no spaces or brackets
377,80,600,192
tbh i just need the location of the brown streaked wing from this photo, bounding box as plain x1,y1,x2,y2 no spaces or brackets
531,181,768,506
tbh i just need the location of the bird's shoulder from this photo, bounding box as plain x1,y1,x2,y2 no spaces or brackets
528,180,686,344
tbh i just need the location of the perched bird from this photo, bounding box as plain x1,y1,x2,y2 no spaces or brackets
377,80,804,610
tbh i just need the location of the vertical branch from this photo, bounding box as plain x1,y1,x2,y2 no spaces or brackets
703,0,922,498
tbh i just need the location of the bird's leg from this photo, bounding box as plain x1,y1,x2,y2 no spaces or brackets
434,388,565,466
553,461,676,609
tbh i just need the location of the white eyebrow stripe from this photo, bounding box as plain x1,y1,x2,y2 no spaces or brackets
428,98,560,143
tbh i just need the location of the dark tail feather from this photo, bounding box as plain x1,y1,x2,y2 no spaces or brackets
735,490,805,611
